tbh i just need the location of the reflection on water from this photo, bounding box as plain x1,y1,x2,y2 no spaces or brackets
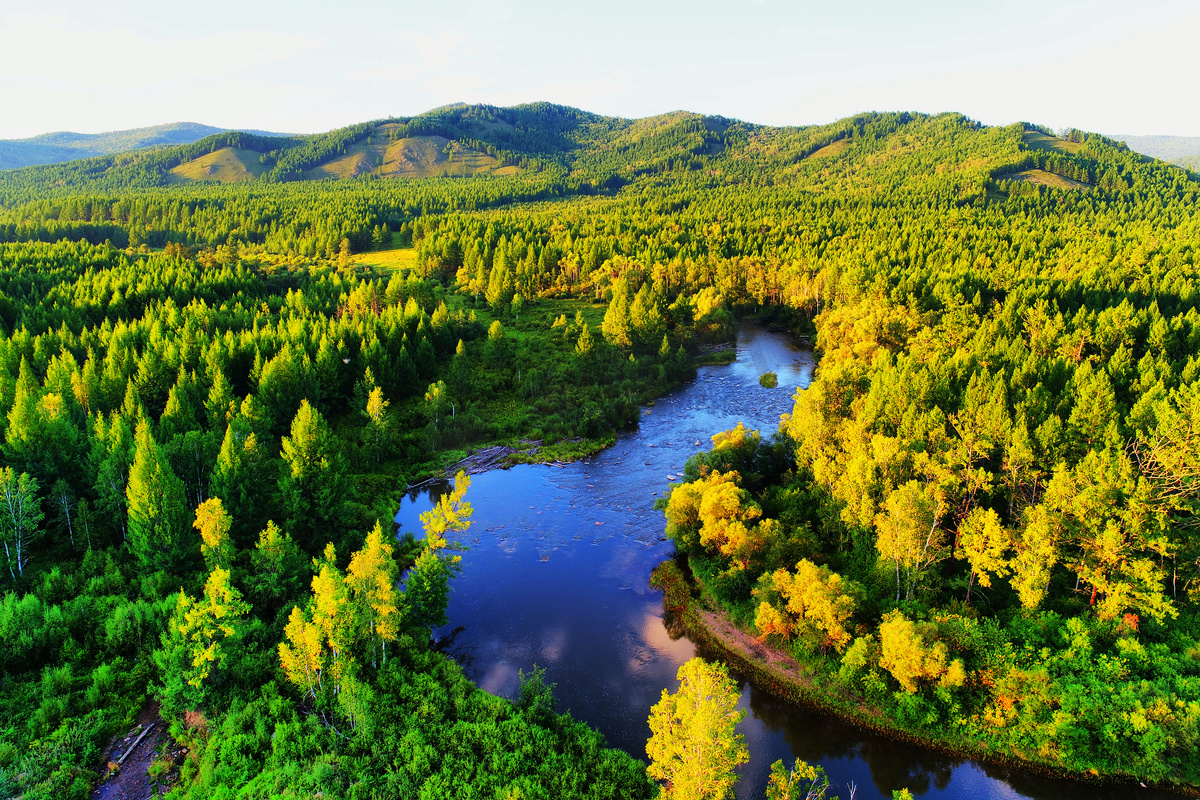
396,322,1172,800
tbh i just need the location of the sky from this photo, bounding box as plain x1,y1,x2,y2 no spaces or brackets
2,0,1198,140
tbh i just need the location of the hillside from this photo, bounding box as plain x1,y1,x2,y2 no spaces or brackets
166,147,269,183
0,103,1158,204
0,122,289,171
1,101,1200,799
1175,154,1200,172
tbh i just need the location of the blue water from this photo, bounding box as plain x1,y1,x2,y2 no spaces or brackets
397,322,1173,800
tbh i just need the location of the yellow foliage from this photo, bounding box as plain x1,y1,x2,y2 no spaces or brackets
666,470,771,569
710,422,759,452
175,566,249,688
754,600,792,639
279,605,325,700
347,522,400,663
254,521,290,564
193,497,233,568
878,610,963,693
420,470,474,549
756,559,859,651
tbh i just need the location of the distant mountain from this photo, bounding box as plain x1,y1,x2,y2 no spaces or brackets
1,103,1193,200
0,122,291,170
1110,134,1200,167
1175,154,1200,172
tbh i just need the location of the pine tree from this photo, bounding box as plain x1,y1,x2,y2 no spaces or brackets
126,419,191,572
278,400,344,550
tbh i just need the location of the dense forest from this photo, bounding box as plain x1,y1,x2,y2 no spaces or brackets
0,102,1198,797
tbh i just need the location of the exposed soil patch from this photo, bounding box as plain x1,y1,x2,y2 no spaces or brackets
93,703,182,800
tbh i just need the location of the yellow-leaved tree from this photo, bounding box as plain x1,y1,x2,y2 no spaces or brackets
346,522,400,668
158,565,251,711
193,497,233,570
877,610,965,693
647,657,748,800
279,604,325,702
665,470,768,569
278,521,415,722
754,559,861,652
875,480,948,601
409,471,472,632
957,506,1012,604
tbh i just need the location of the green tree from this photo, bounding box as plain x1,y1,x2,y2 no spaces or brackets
646,657,749,800
158,565,250,711
126,419,191,573
766,758,837,800
277,400,344,550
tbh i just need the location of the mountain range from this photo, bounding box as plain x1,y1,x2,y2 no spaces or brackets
0,122,289,170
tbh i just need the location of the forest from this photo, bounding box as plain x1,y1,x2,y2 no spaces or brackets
0,101,1197,797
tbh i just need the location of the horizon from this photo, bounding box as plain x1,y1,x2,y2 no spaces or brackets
5,104,1200,145
3,0,1199,140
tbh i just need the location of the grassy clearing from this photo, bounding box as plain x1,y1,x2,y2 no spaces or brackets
167,148,266,183
302,125,512,180
807,139,850,159
1021,131,1084,155
353,242,420,274
997,168,1091,190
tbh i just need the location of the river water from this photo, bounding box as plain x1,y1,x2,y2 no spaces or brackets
395,322,1173,800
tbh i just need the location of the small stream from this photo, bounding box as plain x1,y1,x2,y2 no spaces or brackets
395,321,1173,800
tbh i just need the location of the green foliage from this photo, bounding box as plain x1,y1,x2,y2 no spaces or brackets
126,419,191,573
3,102,1200,794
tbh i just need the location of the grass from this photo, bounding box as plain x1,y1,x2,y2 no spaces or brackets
695,348,735,366
354,240,420,274
304,125,514,180
807,139,850,159
997,168,1091,190
168,125,518,183
167,148,266,183
1021,131,1085,155
759,372,778,388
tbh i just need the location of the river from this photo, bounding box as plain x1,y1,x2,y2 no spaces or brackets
395,321,1173,800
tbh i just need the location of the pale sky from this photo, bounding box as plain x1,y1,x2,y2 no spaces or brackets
2,0,1197,139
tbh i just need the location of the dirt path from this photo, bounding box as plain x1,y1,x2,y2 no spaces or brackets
92,703,178,800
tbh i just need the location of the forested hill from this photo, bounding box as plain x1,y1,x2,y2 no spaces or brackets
1,102,1188,201
2,101,1200,796
0,122,290,171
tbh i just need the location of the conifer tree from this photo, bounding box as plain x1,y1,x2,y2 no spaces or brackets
127,419,191,572
277,400,344,550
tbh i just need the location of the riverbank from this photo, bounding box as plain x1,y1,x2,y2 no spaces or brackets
405,435,616,489
650,559,1200,798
